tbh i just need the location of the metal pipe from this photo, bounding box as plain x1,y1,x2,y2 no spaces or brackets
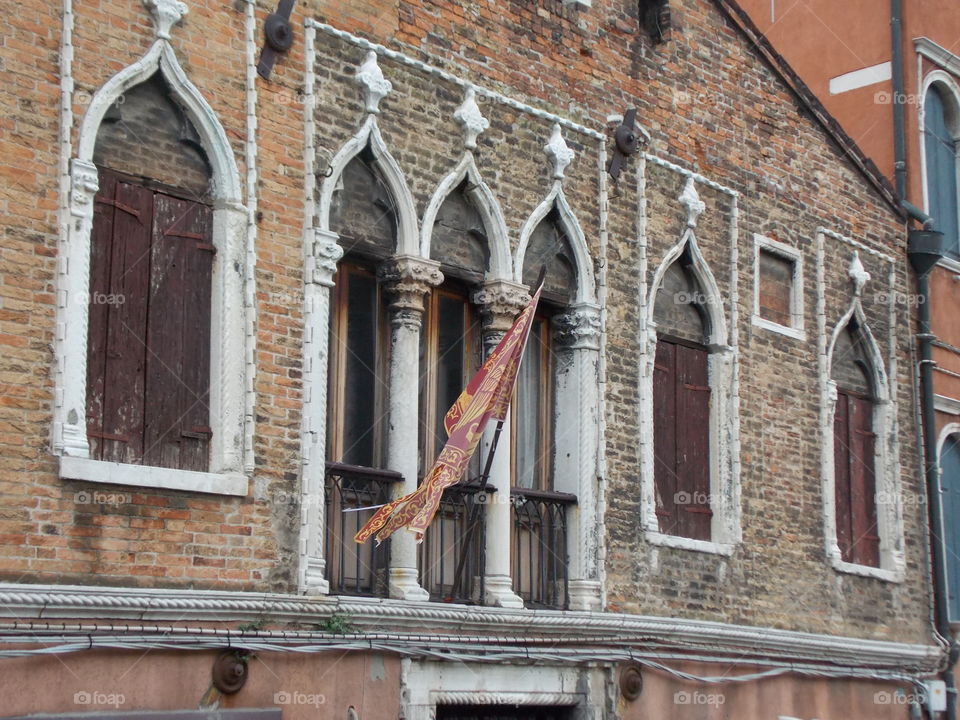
891,0,908,199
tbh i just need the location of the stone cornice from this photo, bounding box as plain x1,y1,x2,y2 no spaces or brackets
0,583,941,670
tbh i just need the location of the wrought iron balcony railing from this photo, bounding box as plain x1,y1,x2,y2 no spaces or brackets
419,484,489,604
510,487,576,610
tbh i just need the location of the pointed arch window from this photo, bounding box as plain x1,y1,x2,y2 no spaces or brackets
831,321,880,567
938,431,960,621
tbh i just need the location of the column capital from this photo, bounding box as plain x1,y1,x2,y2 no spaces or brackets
379,255,444,315
472,279,530,341
307,229,344,287
554,302,602,350
69,159,99,221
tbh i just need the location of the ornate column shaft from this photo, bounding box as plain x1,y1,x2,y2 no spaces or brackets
380,255,443,601
299,229,343,594
473,280,529,609
553,302,602,612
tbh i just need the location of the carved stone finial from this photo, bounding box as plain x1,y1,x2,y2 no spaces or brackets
848,250,871,296
355,51,392,115
454,87,489,151
143,0,188,41
544,123,575,180
379,256,443,321
679,177,705,228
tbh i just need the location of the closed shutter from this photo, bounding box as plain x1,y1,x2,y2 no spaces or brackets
833,392,853,561
677,343,712,540
88,173,152,463
834,390,879,566
87,169,212,471
653,341,678,534
143,193,213,471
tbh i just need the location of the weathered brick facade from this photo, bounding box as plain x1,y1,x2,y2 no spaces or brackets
0,0,942,717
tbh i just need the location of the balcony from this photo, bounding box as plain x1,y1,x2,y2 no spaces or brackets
324,461,401,597
419,484,489,604
511,487,576,610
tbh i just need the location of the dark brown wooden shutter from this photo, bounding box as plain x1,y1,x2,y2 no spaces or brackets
88,172,152,463
653,341,678,535
849,394,879,566
833,391,853,562
677,343,712,540
143,193,213,471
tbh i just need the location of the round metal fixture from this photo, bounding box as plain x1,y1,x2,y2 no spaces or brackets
619,663,644,701
264,12,294,53
212,650,249,694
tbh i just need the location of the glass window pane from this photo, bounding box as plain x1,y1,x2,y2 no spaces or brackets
515,321,544,489
433,295,467,463
342,271,380,467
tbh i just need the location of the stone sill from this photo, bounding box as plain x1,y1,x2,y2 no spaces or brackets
59,456,248,496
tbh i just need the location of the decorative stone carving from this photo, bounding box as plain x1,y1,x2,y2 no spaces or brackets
554,304,602,350
679,177,705,228
308,229,343,286
355,50,392,115
848,250,870,296
143,0,189,41
544,123,574,180
454,87,489,151
69,160,99,220
379,255,443,316
473,280,530,340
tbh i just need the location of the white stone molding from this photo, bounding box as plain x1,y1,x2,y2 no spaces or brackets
54,22,250,496
143,0,188,41
420,152,510,278
297,229,345,594
917,69,960,247
639,222,741,554
453,87,489,151
242,0,259,475
401,659,598,720
380,256,443,602
544,123,575,180
818,239,904,582
915,37,960,77
751,233,806,340
515,183,596,305
355,50,392,115
317,113,419,255
936,395,960,416
678,177,706,228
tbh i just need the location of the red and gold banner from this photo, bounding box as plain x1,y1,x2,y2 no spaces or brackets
354,281,544,545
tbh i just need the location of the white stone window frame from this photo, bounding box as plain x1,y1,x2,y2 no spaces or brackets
917,66,960,271
639,188,742,557
819,249,904,583
54,27,250,497
751,233,805,340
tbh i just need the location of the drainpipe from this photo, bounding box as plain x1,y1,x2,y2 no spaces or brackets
908,229,955,720
891,0,908,199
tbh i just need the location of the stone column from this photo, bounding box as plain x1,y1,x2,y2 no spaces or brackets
553,302,603,611
472,279,529,608
380,255,443,601
298,228,344,594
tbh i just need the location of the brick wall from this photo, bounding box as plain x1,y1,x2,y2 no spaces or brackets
0,0,930,644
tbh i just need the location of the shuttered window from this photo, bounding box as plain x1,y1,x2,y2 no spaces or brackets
833,389,880,566
86,169,213,471
653,338,712,540
924,86,959,257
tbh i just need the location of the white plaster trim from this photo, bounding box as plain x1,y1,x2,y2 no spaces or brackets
937,422,960,461
561,0,591,7
420,152,510,278
0,583,941,668
59,456,247,496
639,187,741,550
817,226,894,263
828,62,892,95
242,0,258,474
317,114,418,254
935,395,960,416
817,236,904,583
515,181,597,304
936,255,960,274
53,25,250,489
751,233,806,340
916,37,960,76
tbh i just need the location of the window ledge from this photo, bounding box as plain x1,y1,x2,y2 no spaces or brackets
59,456,248,496
831,557,903,583
937,255,960,274
751,315,806,341
645,531,736,556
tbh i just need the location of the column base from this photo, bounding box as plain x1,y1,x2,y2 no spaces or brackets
484,575,524,609
300,560,330,596
390,567,430,601
567,579,602,611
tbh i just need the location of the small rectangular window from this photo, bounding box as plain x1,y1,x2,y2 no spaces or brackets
752,234,804,339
